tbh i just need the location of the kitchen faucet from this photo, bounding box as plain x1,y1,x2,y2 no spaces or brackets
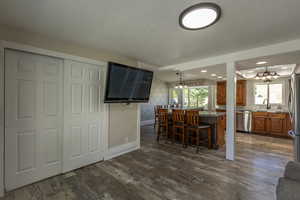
263,98,271,110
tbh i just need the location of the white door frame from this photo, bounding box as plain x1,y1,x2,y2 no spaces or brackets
0,40,108,196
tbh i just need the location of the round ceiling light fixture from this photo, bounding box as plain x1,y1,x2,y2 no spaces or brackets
179,3,221,30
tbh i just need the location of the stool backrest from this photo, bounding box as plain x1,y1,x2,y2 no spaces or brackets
186,110,199,126
172,109,185,123
158,108,168,124
155,105,163,115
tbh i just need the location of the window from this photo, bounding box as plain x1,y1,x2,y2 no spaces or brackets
254,83,283,105
169,88,180,104
269,84,283,104
183,86,209,108
254,84,268,104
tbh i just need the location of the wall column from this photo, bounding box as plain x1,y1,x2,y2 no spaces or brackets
0,46,4,197
226,62,236,160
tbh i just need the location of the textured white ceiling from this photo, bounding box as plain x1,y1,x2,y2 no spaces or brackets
1,0,300,66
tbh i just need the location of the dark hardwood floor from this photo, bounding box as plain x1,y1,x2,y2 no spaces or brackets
1,125,293,200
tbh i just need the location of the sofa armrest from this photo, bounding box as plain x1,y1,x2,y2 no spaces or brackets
277,178,300,200
284,161,300,182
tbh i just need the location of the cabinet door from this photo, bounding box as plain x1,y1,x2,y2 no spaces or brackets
236,80,246,106
267,113,286,136
285,114,293,137
217,115,226,146
217,81,226,105
252,112,267,133
217,80,247,106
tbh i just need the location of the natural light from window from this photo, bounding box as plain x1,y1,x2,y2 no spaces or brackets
254,83,283,105
183,86,209,108
269,84,283,104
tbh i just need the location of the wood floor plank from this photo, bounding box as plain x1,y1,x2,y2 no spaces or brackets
0,126,293,200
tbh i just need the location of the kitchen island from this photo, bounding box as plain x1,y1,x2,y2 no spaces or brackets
168,110,226,149
198,111,226,149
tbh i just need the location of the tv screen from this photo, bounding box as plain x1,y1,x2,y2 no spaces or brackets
104,62,153,103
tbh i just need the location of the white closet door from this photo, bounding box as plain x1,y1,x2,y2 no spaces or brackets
5,49,63,191
63,60,103,172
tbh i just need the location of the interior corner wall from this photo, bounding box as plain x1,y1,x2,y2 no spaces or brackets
140,78,168,125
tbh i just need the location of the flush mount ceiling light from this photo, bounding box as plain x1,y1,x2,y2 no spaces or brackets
201,69,207,72
179,3,221,30
256,61,268,65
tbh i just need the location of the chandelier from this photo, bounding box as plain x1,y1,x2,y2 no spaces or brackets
174,72,188,89
254,67,280,82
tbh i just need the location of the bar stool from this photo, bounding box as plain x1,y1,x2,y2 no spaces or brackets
154,105,163,128
156,108,169,142
186,110,212,153
172,109,186,147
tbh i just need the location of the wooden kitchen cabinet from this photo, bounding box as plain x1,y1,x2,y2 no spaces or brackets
285,114,293,137
216,81,226,105
236,80,246,106
252,112,268,134
252,112,291,138
267,113,286,136
216,80,246,106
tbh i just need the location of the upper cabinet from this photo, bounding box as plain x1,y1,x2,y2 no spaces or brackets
216,81,226,105
216,80,247,106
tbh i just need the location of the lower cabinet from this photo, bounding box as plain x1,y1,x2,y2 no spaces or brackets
217,115,226,146
252,112,268,134
267,113,286,136
252,112,292,138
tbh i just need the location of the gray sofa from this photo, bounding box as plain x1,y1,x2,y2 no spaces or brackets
276,161,300,200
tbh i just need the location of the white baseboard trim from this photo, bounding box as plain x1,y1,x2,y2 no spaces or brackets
140,119,154,126
104,140,139,161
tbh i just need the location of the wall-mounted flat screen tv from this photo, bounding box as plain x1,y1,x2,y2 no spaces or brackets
104,62,153,103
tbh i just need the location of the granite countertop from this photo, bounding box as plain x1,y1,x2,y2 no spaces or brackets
198,111,226,117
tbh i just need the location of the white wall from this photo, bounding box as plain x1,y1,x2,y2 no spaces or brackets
0,25,141,195
140,78,168,125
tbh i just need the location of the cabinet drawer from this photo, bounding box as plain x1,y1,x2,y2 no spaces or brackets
268,113,286,119
252,112,268,117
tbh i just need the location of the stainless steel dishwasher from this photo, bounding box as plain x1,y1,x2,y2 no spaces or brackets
236,111,252,132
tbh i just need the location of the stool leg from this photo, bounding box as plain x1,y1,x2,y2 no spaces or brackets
196,130,200,153
157,125,160,142
207,128,212,149
182,127,185,148
165,125,169,144
172,126,176,144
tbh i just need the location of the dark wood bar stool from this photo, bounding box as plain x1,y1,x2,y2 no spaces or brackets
156,108,169,142
172,109,186,147
154,105,163,127
186,110,212,152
